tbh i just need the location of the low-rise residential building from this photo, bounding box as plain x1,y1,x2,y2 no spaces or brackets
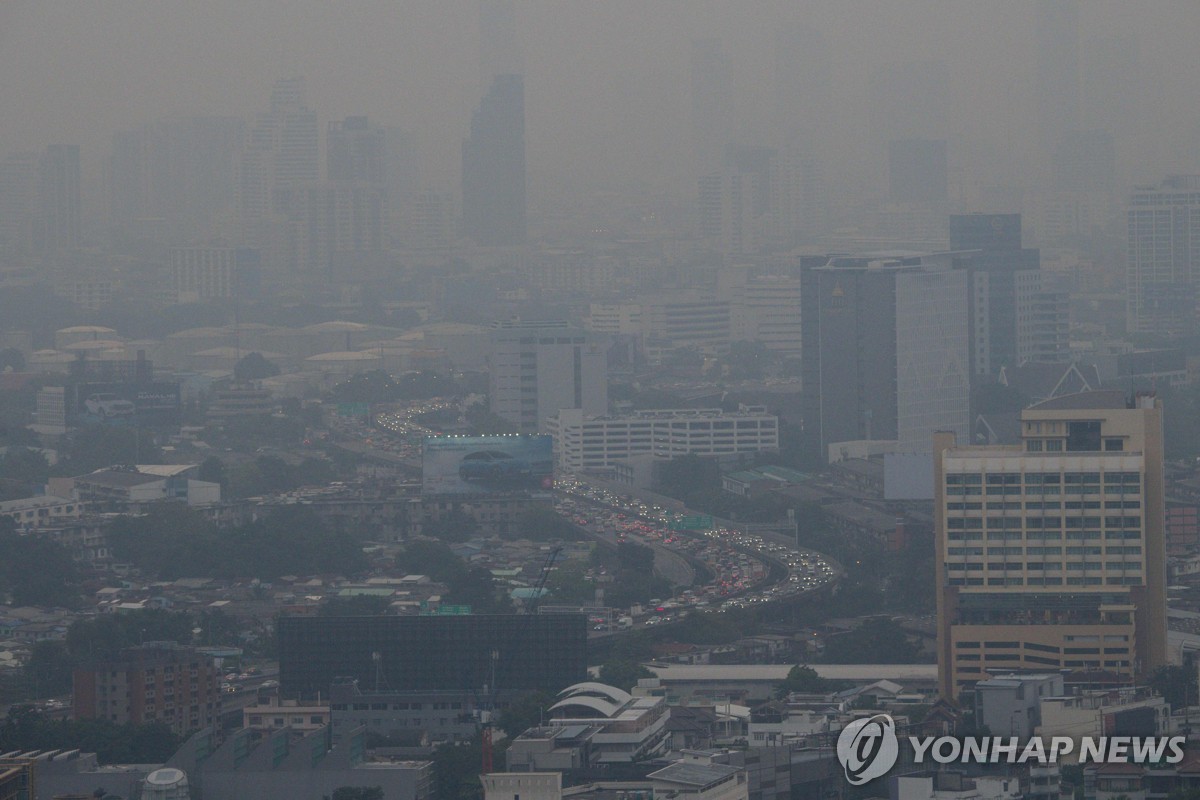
1039,687,1170,748
974,672,1063,740
328,677,478,743
243,694,331,736
0,495,85,529
53,464,220,510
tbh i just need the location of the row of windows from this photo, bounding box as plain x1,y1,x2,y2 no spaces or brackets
948,530,1142,541
948,472,1140,486
956,636,1128,650
946,516,1141,529
948,576,1142,586
946,561,1141,571
947,546,1142,556
947,500,1141,511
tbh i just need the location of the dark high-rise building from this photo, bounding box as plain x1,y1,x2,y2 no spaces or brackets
38,144,81,253
1035,0,1081,165
950,214,1067,377
800,253,970,461
107,116,244,241
277,614,586,700
462,74,526,246
888,139,948,206
949,213,1023,252
691,38,734,173
328,116,386,185
870,60,950,141
1053,129,1116,193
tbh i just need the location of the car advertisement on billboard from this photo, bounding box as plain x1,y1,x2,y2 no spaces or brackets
72,381,182,426
422,435,553,495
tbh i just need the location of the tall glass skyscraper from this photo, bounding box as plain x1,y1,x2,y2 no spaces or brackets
462,74,526,246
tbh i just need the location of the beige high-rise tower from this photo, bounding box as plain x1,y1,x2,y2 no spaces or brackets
934,390,1166,699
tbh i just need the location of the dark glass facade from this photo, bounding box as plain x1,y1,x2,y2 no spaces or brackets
278,614,586,699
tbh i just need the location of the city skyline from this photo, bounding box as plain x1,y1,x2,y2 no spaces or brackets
0,1,1197,214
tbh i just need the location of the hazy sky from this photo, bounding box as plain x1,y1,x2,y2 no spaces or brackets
2,1,1198,205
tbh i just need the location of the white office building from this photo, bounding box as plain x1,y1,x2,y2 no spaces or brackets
488,320,608,434
548,406,779,473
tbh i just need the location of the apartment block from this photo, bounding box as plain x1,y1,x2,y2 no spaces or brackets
934,391,1167,698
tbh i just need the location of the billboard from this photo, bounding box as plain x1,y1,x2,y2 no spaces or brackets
422,434,553,495
72,381,182,427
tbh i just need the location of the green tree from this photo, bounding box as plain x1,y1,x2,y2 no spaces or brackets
444,566,513,614
234,352,281,382
498,691,553,738
60,426,162,474
597,660,653,693
509,505,585,542
543,563,595,606
0,524,81,608
66,610,194,662
775,665,830,698
319,596,392,617
197,455,227,488
24,640,75,698
1150,664,1199,710
423,511,482,544
823,618,921,664
328,788,384,800
401,540,469,586
433,737,483,800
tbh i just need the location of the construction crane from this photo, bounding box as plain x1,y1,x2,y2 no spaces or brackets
480,545,563,775
526,545,562,614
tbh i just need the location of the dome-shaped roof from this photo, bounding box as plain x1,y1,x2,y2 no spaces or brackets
168,327,231,339
305,350,381,362
62,339,126,351
304,321,369,333
557,681,633,706
548,694,622,719
56,325,116,334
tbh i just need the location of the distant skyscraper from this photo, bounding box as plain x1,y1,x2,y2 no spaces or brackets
0,152,39,255
38,144,81,254
1052,129,1115,193
327,116,386,185
107,116,244,241
690,39,734,173
237,77,318,223
951,213,1067,376
773,24,831,145
888,139,948,206
478,0,522,89
236,78,320,282
1126,176,1200,337
800,254,970,459
1035,0,1081,170
870,60,950,144
462,74,526,247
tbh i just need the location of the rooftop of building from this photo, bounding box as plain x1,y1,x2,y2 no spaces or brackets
1026,389,1134,411
648,761,740,788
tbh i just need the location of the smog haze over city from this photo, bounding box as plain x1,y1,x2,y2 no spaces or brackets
3,3,1200,800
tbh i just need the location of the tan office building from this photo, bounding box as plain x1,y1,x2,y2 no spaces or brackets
934,391,1167,699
